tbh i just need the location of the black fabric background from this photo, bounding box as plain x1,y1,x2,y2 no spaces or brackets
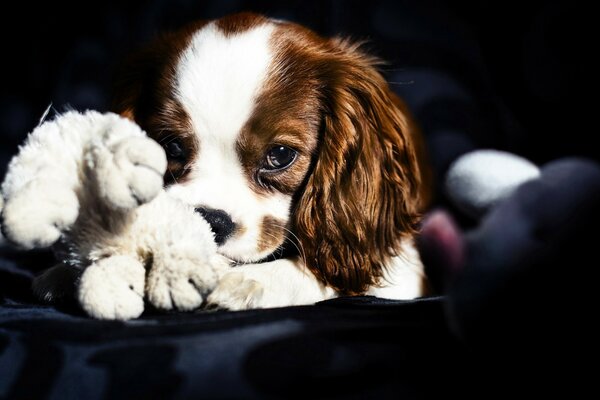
1,1,595,177
0,1,596,398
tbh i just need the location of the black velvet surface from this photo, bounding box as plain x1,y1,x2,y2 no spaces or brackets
0,274,462,399
1,1,597,398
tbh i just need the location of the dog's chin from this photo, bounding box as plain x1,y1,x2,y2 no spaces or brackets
216,247,281,266
214,233,290,265
217,237,297,266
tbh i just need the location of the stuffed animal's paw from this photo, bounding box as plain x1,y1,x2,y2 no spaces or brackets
90,120,167,210
77,255,145,320
1,179,79,249
147,253,229,312
205,271,265,311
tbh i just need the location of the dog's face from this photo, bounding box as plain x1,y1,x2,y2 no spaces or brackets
113,13,428,294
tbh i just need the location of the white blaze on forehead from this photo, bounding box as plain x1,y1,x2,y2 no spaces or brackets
169,21,289,262
174,22,274,141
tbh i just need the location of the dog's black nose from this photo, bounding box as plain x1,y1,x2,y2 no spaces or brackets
195,207,235,245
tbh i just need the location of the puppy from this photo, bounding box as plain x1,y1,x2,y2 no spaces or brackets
1,12,431,312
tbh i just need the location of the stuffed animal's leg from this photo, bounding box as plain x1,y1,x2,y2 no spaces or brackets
147,249,230,311
0,111,85,248
140,194,232,312
77,255,146,320
0,110,166,249
1,178,79,249
84,118,166,211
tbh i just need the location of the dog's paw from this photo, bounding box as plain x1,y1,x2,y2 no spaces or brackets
147,253,228,312
1,179,79,249
90,120,167,210
77,255,145,320
205,271,265,311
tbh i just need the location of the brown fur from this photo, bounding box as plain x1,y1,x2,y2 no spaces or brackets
216,12,268,37
271,27,426,295
257,216,287,254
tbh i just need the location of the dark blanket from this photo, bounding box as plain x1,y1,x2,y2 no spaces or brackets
1,1,596,399
1,262,459,399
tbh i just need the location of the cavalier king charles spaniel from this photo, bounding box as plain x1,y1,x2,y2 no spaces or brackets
2,12,431,312
110,12,432,308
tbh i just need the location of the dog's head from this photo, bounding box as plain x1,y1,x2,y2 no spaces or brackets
112,13,429,294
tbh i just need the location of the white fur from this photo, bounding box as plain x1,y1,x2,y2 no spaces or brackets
207,241,425,311
78,255,146,320
176,22,274,146
171,22,290,262
367,240,426,299
1,111,167,249
207,258,337,310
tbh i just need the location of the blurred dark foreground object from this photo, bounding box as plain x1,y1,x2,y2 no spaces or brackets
420,158,600,395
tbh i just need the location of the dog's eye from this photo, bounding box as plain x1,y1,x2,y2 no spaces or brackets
264,145,297,171
164,139,186,161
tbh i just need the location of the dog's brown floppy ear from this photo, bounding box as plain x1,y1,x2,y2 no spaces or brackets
293,39,427,295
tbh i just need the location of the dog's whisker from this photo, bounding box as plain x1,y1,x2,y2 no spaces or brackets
167,168,178,185
273,224,308,267
258,227,305,265
158,134,178,145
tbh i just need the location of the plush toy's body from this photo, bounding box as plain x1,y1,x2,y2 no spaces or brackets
0,111,229,320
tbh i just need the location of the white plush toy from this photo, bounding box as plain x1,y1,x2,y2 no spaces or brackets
0,111,229,320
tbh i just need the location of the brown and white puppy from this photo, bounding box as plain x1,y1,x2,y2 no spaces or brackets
112,12,431,309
